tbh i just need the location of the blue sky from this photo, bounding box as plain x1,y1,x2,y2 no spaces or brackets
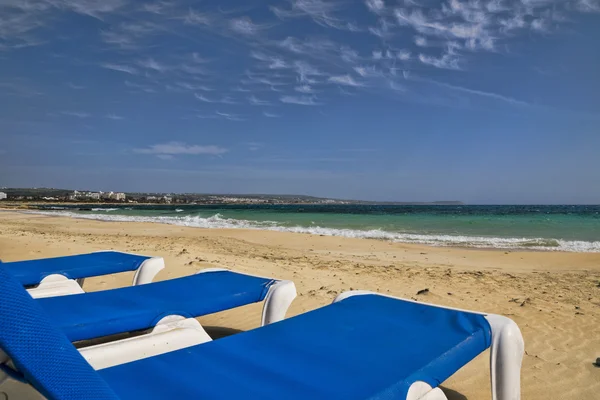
1,0,599,203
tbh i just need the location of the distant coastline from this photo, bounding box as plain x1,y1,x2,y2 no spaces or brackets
0,187,463,206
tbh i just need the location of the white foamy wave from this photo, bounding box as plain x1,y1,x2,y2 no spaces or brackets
90,208,118,212
175,209,184,213
26,210,600,253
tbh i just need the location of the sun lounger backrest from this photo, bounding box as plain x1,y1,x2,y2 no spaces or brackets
0,265,118,400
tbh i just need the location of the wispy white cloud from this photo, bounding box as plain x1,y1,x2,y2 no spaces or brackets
134,142,228,157
422,78,533,107
499,12,527,32
124,80,155,93
138,58,169,73
106,113,124,120
100,21,161,49
574,0,600,12
276,36,338,56
54,0,128,19
67,82,85,89
328,74,364,87
61,111,91,118
248,95,272,106
184,9,211,25
340,46,360,63
141,2,170,14
418,52,461,70
179,63,209,75
101,63,138,75
195,93,237,104
353,66,384,78
263,111,282,118
229,17,262,35
397,49,411,60
280,95,321,105
241,71,288,87
194,93,216,103
293,60,325,83
415,36,428,47
172,81,212,92
295,84,316,93
368,18,394,38
365,0,385,15
216,111,245,121
271,0,358,31
251,51,288,69
245,141,264,151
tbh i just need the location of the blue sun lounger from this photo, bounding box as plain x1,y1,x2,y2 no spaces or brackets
0,262,522,400
1,251,165,298
36,269,296,343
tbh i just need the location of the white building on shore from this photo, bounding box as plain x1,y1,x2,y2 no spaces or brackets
0,192,7,200
69,190,124,201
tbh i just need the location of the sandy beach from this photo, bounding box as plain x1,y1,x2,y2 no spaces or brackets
1,210,599,399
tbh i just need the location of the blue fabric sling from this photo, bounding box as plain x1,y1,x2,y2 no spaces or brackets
3,251,152,286
99,294,492,399
37,271,275,341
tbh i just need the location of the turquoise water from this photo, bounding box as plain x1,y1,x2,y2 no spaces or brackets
32,205,600,252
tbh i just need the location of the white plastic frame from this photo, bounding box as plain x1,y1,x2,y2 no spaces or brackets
197,268,297,326
334,291,524,400
79,316,212,370
27,275,85,298
25,251,165,299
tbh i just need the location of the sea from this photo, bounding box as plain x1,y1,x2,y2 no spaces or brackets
30,204,600,253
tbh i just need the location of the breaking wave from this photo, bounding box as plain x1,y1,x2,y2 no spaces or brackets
27,210,600,253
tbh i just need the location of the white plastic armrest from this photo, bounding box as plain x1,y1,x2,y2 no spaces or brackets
131,256,165,285
485,314,524,400
261,280,297,326
79,315,212,370
28,275,85,298
196,268,297,326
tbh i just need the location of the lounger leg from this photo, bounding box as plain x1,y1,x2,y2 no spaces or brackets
131,257,165,285
407,382,448,400
261,280,297,326
485,315,524,400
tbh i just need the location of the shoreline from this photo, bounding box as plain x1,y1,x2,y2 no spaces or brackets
2,210,599,271
8,207,600,254
1,211,599,399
